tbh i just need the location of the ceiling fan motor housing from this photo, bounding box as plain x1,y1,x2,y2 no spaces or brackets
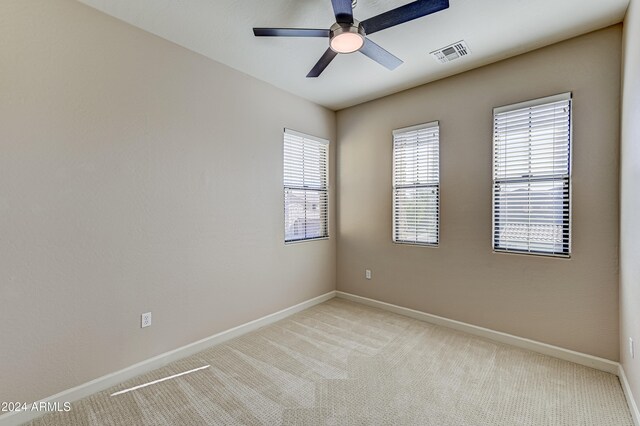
329,20,366,54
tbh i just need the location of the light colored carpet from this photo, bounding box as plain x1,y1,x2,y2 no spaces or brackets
28,298,632,425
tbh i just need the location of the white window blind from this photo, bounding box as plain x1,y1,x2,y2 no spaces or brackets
492,93,572,257
284,129,329,242
393,122,440,246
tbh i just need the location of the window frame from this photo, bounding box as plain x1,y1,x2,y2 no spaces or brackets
491,92,573,258
283,128,329,244
392,121,440,247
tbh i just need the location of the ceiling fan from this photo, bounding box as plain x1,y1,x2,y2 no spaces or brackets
253,0,449,78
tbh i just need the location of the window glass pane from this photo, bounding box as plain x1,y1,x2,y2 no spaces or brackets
394,186,439,244
494,180,569,254
284,189,327,241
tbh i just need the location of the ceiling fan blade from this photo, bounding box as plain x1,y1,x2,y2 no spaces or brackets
253,28,330,37
307,48,339,78
361,0,449,35
359,38,403,70
331,0,354,24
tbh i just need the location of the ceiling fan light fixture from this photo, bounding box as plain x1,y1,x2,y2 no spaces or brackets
329,22,365,54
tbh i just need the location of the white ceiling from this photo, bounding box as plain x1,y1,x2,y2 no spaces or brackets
78,0,629,110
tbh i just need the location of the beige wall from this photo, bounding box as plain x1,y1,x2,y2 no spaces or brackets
621,0,640,410
0,0,335,403
336,26,621,360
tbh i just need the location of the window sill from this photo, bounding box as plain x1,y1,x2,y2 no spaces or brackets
285,236,330,245
492,249,571,259
393,240,439,248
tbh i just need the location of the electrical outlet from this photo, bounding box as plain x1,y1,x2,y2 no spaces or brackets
141,312,152,328
630,338,635,359
365,269,372,280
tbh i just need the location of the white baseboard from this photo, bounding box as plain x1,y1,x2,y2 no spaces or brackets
0,291,336,426
619,365,640,426
336,291,619,375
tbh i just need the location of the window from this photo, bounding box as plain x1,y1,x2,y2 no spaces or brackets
492,93,572,257
284,129,329,242
392,121,440,246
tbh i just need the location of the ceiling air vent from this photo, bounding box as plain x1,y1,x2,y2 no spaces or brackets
430,40,470,64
